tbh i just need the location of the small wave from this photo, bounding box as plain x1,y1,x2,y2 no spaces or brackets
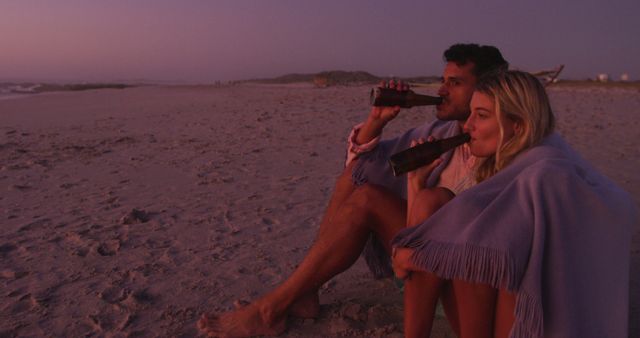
0,84,41,101
0,83,41,92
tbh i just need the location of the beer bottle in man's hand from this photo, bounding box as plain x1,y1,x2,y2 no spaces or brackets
370,87,443,108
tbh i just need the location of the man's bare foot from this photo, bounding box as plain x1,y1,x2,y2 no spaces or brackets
289,292,320,319
231,293,319,319
198,302,286,337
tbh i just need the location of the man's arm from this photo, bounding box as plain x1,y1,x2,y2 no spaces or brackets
355,112,392,145
356,80,407,144
345,80,407,165
345,123,381,167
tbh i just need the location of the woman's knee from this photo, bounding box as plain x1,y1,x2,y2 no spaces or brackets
410,188,455,221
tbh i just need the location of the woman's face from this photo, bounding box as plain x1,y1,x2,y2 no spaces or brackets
464,92,517,157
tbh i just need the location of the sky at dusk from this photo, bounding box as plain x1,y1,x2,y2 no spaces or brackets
1,0,639,83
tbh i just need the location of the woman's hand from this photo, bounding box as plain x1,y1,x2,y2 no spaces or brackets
392,247,416,280
406,137,443,193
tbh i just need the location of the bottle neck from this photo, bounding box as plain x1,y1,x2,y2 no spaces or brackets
438,133,471,151
406,92,443,106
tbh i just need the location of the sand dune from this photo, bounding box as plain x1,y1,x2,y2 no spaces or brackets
1,83,638,337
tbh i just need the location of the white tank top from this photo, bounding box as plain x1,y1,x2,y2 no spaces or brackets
437,143,477,195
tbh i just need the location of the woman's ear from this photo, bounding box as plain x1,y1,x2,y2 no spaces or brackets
513,121,523,134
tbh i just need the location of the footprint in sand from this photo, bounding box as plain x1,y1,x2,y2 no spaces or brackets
63,231,94,257
59,182,76,189
0,242,19,258
120,208,151,225
95,239,121,256
143,238,171,250
99,286,129,304
221,209,240,234
261,217,279,226
128,289,155,305
87,308,132,333
8,184,32,191
17,218,51,232
0,265,29,281
7,293,38,314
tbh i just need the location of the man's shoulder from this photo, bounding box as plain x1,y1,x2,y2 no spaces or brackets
404,119,460,138
431,119,459,130
414,118,456,128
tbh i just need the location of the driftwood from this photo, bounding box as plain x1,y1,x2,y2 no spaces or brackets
531,64,565,86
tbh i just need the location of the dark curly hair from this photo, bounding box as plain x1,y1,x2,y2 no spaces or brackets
444,44,508,77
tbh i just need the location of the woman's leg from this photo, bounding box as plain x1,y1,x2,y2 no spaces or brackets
404,271,444,338
403,187,515,338
406,187,454,227
403,187,455,337
440,281,461,337
493,290,516,338
452,280,497,338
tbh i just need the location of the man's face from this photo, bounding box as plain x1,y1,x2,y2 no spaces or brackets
436,61,477,121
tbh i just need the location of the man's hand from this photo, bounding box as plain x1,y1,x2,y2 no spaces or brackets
355,80,409,145
369,79,409,123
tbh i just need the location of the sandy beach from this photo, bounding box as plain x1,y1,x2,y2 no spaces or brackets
1,83,639,337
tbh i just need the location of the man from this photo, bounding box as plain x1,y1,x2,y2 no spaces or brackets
198,43,508,337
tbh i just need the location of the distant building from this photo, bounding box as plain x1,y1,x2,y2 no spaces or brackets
596,73,609,82
620,73,630,82
313,75,329,88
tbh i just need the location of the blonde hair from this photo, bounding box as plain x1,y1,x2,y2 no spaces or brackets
474,70,555,182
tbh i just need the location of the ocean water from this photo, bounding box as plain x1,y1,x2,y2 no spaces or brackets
0,83,40,101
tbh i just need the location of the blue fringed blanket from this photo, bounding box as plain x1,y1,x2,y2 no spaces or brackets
355,126,636,337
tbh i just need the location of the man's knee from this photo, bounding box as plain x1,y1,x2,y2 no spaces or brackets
336,161,358,187
347,183,381,209
330,185,377,231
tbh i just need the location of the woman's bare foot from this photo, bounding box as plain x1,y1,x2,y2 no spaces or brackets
289,292,320,319
198,302,286,337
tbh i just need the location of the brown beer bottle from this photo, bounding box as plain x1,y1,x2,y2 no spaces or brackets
370,87,443,108
388,133,471,176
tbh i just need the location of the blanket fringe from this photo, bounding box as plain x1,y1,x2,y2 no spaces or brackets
362,234,394,278
407,240,542,338
512,291,543,338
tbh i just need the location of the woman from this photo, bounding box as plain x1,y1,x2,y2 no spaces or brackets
392,71,635,337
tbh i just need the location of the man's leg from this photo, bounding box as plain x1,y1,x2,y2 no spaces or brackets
199,169,407,337
288,160,362,317
261,183,407,312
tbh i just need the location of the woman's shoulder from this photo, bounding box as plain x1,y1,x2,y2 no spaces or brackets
512,133,631,198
